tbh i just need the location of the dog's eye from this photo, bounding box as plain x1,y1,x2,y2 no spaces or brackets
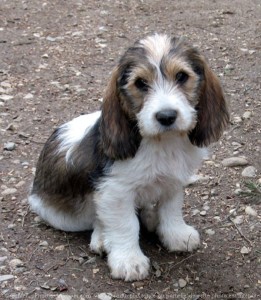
134,78,149,92
176,72,189,84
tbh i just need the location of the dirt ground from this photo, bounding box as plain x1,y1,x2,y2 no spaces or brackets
0,0,260,299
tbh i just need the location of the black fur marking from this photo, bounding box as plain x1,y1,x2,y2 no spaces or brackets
32,118,113,200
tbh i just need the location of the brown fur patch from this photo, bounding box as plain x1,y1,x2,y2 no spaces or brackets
100,67,142,160
189,61,229,146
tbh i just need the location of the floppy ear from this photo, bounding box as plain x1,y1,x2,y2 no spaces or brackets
189,62,229,147
100,67,141,160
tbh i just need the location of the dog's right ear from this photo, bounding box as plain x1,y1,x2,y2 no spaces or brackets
100,67,141,160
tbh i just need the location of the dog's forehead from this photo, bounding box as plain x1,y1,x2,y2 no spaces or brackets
121,34,191,70
139,34,173,65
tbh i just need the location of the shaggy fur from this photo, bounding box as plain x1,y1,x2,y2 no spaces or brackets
28,34,229,281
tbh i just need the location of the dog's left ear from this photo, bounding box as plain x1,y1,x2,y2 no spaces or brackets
189,61,229,147
100,67,141,160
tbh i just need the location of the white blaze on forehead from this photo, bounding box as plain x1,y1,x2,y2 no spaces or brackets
139,34,172,66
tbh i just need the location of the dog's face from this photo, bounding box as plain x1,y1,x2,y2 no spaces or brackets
101,34,229,160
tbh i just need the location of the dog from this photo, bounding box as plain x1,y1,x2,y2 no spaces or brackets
28,34,229,281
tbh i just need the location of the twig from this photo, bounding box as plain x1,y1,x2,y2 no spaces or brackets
28,246,39,262
229,217,253,246
162,252,197,278
22,205,30,227
186,233,192,252
78,246,89,257
167,253,197,269
66,234,74,256
30,139,45,145
45,258,69,272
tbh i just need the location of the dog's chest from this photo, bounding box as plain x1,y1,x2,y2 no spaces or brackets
111,136,205,204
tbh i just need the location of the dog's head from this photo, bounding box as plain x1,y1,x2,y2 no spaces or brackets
101,34,229,160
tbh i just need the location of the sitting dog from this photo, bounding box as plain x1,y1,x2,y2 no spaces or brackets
28,34,229,281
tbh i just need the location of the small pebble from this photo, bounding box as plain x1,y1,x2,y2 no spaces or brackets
178,278,187,288
205,229,215,235
0,95,14,101
224,64,234,71
34,216,42,223
192,209,200,216
97,293,112,300
15,181,26,188
9,259,24,269
242,111,251,119
211,189,218,196
233,116,242,123
46,36,57,42
241,166,256,178
1,188,17,196
39,241,49,247
245,206,257,217
6,124,17,131
0,256,7,266
200,210,207,216
203,205,210,211
240,246,251,255
8,224,16,229
3,142,16,151
23,93,34,99
222,157,248,167
1,81,12,88
0,275,14,282
232,215,244,225
55,245,65,251
234,188,242,195
72,31,84,37
92,268,99,274
187,174,210,185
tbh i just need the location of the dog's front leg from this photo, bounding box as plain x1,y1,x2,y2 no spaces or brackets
94,190,150,281
157,187,200,252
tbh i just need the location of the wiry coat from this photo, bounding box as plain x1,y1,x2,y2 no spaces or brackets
29,34,229,281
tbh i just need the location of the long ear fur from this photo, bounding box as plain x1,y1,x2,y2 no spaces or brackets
100,68,141,160
189,62,229,147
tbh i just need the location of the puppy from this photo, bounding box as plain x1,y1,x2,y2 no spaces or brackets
28,34,229,281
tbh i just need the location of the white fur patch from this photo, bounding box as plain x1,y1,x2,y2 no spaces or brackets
28,194,95,232
140,34,172,66
58,111,101,154
137,86,197,136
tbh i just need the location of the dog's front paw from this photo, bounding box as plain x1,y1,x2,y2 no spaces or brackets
159,223,200,252
89,226,104,255
108,249,150,281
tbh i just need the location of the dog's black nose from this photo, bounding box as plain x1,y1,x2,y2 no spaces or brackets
155,110,177,126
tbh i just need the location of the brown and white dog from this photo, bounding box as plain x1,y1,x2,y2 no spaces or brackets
29,34,229,281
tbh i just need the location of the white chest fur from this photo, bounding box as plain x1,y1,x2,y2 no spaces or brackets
105,133,206,207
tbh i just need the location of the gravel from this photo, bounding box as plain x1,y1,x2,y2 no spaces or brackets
0,0,260,298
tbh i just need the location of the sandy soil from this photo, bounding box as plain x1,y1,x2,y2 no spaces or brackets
0,0,260,299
